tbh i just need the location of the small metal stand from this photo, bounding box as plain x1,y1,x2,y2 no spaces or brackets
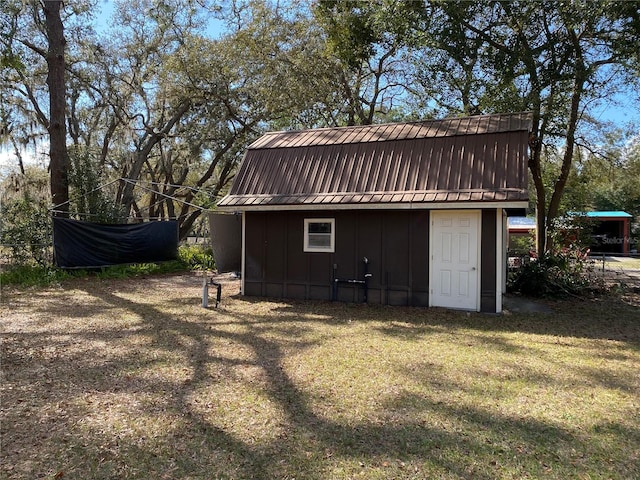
202,277,222,308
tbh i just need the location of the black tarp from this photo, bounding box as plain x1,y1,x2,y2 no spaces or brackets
53,217,178,268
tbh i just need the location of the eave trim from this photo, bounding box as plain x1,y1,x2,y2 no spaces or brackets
217,201,529,212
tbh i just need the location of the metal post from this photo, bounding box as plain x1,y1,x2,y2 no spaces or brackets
363,257,371,303
213,282,222,308
202,277,209,308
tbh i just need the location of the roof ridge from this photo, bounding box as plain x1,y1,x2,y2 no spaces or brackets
264,110,533,135
249,112,533,149
263,112,533,136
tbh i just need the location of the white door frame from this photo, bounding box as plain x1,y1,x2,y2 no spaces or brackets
241,211,246,296
497,208,505,314
429,209,481,311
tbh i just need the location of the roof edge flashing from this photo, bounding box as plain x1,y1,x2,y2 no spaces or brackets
218,200,530,213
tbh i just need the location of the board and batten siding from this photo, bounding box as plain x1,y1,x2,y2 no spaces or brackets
243,209,500,311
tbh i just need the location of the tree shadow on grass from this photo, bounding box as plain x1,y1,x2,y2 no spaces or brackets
2,277,639,479
238,292,640,344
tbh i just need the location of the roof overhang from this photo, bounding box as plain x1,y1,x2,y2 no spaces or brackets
218,200,529,213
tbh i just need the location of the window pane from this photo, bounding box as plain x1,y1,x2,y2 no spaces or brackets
308,233,331,248
304,218,334,252
308,222,331,234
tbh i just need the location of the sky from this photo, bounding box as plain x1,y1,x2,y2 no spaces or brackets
88,0,640,129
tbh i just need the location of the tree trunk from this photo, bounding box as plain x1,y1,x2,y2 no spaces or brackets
529,138,546,254
546,77,584,249
44,0,69,216
546,29,587,249
526,102,547,254
118,100,191,217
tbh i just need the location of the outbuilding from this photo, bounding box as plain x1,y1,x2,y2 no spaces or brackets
218,113,532,313
507,216,536,253
572,211,633,255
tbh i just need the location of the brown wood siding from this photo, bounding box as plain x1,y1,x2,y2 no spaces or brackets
383,212,411,305
410,211,430,305
244,212,265,296
244,210,431,306
356,211,383,303
480,209,497,313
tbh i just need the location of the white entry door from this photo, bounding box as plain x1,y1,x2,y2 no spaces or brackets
430,210,480,311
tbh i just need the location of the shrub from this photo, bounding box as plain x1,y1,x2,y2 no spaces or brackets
68,147,124,222
1,167,52,266
178,244,215,271
0,245,214,287
508,244,604,297
0,264,72,287
0,195,52,266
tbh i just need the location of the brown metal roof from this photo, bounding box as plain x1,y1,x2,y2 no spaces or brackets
218,113,531,210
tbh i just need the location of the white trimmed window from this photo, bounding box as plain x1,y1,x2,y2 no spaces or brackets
304,218,335,252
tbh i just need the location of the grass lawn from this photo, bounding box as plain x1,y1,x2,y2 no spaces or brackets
604,256,640,270
1,273,639,479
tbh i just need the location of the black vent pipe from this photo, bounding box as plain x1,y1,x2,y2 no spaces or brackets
332,257,372,303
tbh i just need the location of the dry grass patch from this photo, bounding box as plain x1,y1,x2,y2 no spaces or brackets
2,273,639,479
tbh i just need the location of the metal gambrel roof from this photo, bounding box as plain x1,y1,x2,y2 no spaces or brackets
218,112,532,210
